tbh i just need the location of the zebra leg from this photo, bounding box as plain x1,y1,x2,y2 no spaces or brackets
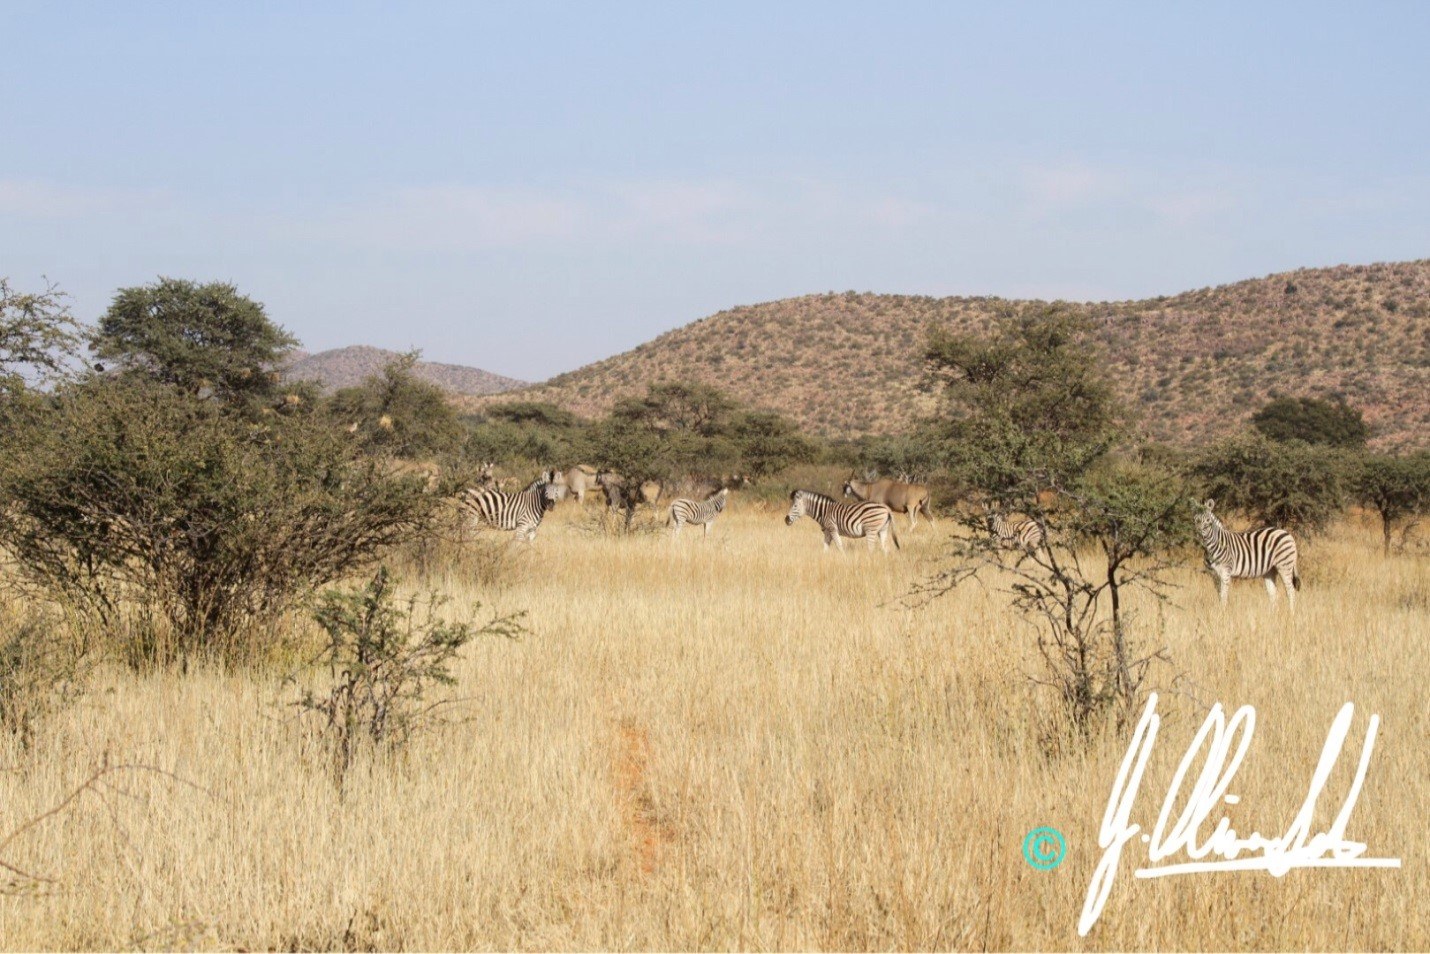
1217,569,1231,605
1280,566,1297,611
1264,574,1278,603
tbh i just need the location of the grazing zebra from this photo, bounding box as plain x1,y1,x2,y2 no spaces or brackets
669,488,729,539
983,503,1046,551
1194,499,1301,609
785,489,900,553
459,474,561,542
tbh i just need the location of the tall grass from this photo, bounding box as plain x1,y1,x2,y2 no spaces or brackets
0,500,1424,950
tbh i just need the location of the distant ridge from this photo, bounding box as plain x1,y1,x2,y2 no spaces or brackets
457,260,1430,450
284,345,525,396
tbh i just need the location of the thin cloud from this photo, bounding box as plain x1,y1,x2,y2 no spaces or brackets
0,179,166,220
295,185,586,252
284,176,932,253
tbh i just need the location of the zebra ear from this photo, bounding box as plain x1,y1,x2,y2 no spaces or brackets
1202,498,1216,511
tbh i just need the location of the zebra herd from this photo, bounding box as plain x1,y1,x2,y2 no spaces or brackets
457,468,913,553
458,468,1306,609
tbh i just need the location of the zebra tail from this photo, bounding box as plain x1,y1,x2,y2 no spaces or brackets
891,520,902,550
1293,571,1301,591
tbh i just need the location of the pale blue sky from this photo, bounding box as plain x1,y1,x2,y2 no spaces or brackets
3,1,1428,380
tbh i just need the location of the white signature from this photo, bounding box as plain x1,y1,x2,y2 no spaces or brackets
1079,692,1401,937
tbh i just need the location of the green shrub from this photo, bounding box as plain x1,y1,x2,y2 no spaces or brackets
0,376,442,667
1251,395,1369,447
1191,433,1349,534
327,352,463,459
294,568,526,782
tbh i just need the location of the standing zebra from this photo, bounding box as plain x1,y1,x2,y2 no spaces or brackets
983,503,1046,552
785,489,900,553
1194,499,1301,609
669,487,729,539
459,473,562,542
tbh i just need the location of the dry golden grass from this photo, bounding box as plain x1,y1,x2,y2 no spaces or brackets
0,499,1425,951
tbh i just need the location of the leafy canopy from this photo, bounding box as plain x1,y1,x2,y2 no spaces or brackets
1251,395,1369,447
1191,432,1348,534
926,304,1125,496
1353,452,1430,552
0,278,82,396
328,352,463,459
92,278,298,409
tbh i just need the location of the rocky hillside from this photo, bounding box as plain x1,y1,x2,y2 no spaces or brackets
459,261,1430,449
285,345,524,396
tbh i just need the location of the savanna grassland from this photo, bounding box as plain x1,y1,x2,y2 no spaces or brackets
0,497,1425,951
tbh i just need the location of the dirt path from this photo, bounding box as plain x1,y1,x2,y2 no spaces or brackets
612,718,672,877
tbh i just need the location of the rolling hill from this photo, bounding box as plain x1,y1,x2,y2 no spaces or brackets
285,345,525,396
459,261,1430,449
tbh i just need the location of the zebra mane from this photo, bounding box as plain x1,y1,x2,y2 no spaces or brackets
792,489,836,506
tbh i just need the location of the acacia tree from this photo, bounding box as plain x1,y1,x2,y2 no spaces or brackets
728,410,818,479
92,278,298,410
1252,395,1369,447
591,383,739,484
1354,452,1430,553
630,381,737,435
1191,433,1348,534
0,278,82,396
921,305,1187,735
328,352,463,459
464,401,591,469
926,304,1124,496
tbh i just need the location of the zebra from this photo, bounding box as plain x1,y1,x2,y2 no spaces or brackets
669,487,729,539
785,489,900,553
1194,498,1301,609
459,473,562,542
983,503,1046,552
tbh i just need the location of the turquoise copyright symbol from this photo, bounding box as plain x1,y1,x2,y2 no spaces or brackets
1023,826,1066,870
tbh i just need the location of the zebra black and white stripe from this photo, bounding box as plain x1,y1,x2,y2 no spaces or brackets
984,505,1046,551
669,488,729,538
785,489,900,553
1194,498,1301,609
459,474,561,542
